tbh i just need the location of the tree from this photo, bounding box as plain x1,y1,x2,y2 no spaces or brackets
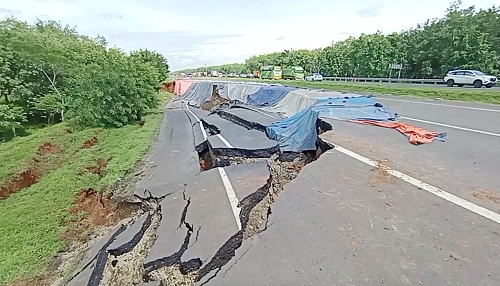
35,93,64,124
211,2,500,79
130,49,170,83
0,104,27,136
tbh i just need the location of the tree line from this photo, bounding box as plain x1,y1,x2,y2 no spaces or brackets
192,2,500,79
0,18,169,138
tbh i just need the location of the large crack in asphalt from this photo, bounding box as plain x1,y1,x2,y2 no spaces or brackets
185,103,334,284
99,208,161,286
73,97,333,286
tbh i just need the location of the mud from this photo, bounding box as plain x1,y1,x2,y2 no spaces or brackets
83,137,99,149
37,142,61,155
86,158,109,177
0,168,40,199
62,189,140,244
200,86,228,112
473,190,500,204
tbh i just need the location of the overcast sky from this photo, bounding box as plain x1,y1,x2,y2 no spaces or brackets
0,0,498,71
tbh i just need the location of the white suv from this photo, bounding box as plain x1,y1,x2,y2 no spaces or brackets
305,73,323,82
444,70,497,88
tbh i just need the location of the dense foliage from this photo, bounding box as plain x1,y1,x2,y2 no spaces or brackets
0,18,169,138
195,2,500,78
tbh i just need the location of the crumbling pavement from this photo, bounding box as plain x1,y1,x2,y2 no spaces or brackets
63,95,333,286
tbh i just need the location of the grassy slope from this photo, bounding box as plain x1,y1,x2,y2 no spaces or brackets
230,78,500,104
0,92,171,284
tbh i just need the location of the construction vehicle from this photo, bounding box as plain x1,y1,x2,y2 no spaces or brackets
282,66,305,80
260,66,274,79
272,66,282,80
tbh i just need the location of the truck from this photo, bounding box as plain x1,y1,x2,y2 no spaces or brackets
282,66,305,80
272,66,282,80
260,66,274,79
211,70,219,77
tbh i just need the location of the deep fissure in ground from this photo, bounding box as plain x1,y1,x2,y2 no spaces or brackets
91,99,334,286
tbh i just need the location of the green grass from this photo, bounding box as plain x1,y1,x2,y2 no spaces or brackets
0,92,172,284
230,78,500,105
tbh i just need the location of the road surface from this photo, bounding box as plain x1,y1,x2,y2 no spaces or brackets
67,93,500,286
323,80,500,91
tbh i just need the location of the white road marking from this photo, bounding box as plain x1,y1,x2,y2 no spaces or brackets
184,102,207,140
184,102,242,229
218,168,242,230
216,134,234,148
328,143,500,225
401,116,500,137
378,97,500,113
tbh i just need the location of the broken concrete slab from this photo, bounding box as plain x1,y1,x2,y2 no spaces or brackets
218,106,282,132
224,162,270,199
107,212,152,256
143,194,192,273
181,167,240,263
66,225,125,286
144,167,241,274
202,113,277,150
66,260,96,286
135,109,200,198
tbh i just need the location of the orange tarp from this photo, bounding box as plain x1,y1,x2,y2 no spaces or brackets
174,80,195,96
352,120,443,145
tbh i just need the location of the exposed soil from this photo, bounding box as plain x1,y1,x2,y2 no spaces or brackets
162,82,175,93
82,136,99,149
86,158,109,177
201,87,228,111
61,189,140,244
5,274,53,286
0,168,41,199
37,142,61,155
369,159,392,187
473,190,500,204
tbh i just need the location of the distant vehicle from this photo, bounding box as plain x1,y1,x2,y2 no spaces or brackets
260,66,274,79
247,73,255,78
444,70,497,88
211,70,219,77
305,73,323,82
272,66,282,80
252,70,260,78
282,66,305,80
240,73,247,78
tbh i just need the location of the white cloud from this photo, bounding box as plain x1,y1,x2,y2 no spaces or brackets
1,0,498,70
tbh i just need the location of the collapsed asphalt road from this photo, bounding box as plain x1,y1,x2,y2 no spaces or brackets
65,87,500,286
65,95,333,286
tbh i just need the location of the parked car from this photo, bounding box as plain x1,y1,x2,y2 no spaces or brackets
444,70,497,88
305,73,323,82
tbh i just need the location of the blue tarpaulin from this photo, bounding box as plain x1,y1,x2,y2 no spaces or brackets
247,86,297,106
309,96,397,121
266,107,319,152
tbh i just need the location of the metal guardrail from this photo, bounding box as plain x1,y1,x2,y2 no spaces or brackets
322,77,444,84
